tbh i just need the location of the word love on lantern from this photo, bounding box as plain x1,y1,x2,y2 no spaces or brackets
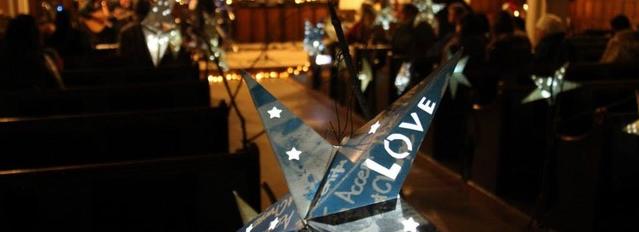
237,52,464,232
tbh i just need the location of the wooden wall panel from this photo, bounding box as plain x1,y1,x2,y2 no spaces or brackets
232,3,329,43
570,0,639,32
470,0,505,15
234,8,253,43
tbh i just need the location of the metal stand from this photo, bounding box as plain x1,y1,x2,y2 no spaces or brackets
327,1,371,119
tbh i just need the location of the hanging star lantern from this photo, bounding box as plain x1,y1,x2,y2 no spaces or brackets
413,0,446,27
236,52,465,232
201,9,229,71
522,64,580,104
395,62,413,95
374,5,397,31
141,0,181,67
448,56,471,98
358,59,373,92
303,20,326,57
623,91,639,136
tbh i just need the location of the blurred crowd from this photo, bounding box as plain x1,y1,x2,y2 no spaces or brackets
341,0,639,104
0,0,230,91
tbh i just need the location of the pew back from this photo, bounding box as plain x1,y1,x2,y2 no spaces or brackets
0,148,259,232
0,80,211,117
0,106,229,170
62,65,200,87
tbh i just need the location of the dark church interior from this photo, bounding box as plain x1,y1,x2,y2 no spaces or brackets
0,0,638,231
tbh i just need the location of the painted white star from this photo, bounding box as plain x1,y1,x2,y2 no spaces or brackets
268,217,279,231
245,224,253,232
286,147,302,161
401,217,420,232
267,106,282,119
368,121,381,134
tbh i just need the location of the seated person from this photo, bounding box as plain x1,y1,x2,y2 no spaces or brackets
600,15,639,64
47,9,93,69
532,14,574,76
346,3,387,45
486,11,532,85
0,15,64,91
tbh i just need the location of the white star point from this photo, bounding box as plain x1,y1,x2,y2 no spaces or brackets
268,217,279,231
402,217,420,232
245,224,253,232
286,147,302,161
267,106,282,119
369,121,381,134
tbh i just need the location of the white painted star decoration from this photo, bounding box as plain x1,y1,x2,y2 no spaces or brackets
245,224,253,232
448,56,471,98
267,106,282,119
522,63,579,104
402,217,420,232
368,121,381,134
268,217,279,231
286,147,302,161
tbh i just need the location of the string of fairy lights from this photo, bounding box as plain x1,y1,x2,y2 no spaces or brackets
206,62,312,83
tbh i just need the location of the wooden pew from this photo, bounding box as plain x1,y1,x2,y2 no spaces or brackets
488,69,639,221
0,106,229,170
0,80,211,117
568,35,609,63
0,146,260,232
62,65,200,87
550,113,638,232
458,62,638,201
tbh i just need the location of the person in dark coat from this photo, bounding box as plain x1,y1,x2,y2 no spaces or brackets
391,3,436,88
0,15,63,91
47,9,93,69
532,14,573,76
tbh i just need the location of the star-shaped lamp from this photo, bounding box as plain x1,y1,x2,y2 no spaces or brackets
394,62,412,95
303,20,325,57
236,51,465,231
358,59,373,92
448,56,471,98
141,0,181,67
413,0,446,27
623,91,639,136
522,63,580,104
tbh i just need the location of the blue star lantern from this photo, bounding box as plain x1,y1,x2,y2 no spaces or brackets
237,52,466,232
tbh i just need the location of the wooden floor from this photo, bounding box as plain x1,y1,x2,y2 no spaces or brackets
211,77,530,232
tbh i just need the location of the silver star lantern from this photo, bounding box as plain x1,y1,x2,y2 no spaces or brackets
623,91,639,136
235,51,464,232
303,20,325,57
413,0,446,28
448,56,471,98
202,11,229,71
358,59,373,92
522,64,580,104
374,5,397,31
141,0,181,67
394,62,412,95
